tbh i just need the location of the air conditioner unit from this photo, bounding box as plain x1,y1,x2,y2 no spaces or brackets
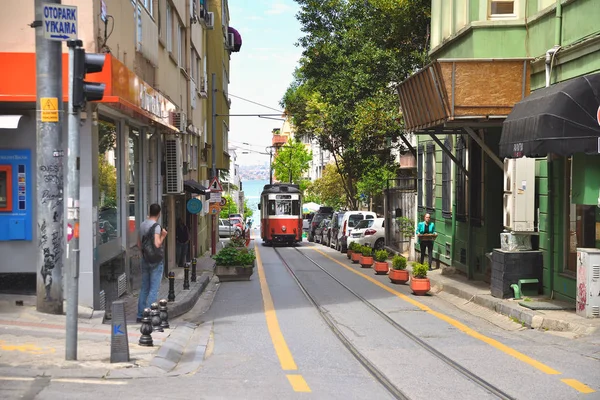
576,248,600,318
164,137,183,194
502,157,535,232
205,12,214,29
169,111,187,132
227,32,235,50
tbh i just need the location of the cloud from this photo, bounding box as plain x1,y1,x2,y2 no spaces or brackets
265,1,291,15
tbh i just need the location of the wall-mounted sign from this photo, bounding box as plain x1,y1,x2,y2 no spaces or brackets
40,97,59,122
187,198,203,214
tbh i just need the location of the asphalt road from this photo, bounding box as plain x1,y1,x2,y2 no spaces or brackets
3,240,599,399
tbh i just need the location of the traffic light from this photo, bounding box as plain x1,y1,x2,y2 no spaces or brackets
72,48,106,110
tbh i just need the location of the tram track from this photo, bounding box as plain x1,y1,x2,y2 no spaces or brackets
272,245,515,400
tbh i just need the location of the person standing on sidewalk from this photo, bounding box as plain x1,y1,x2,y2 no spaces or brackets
176,217,190,268
416,213,437,270
137,203,167,322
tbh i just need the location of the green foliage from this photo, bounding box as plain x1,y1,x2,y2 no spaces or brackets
272,138,312,184
220,194,239,219
98,156,117,208
98,121,117,155
243,199,253,219
356,159,396,202
226,236,247,248
214,246,255,267
396,217,415,238
391,255,407,270
349,242,360,252
361,246,372,257
374,250,389,263
412,262,429,278
308,164,346,209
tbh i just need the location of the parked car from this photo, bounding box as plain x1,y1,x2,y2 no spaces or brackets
229,216,245,232
307,207,334,242
302,213,315,232
314,218,332,245
329,211,346,251
219,218,242,237
347,218,385,250
337,211,377,252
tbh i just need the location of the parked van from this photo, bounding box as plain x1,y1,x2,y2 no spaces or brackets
336,211,376,252
307,206,334,242
329,211,346,251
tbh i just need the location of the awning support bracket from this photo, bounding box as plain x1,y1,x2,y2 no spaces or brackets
427,133,469,177
464,127,504,170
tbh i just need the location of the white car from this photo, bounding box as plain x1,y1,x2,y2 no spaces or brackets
337,211,377,252
347,218,385,250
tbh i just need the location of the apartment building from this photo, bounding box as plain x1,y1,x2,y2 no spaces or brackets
0,0,239,311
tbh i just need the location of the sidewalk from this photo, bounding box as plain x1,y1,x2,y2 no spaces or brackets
0,254,218,379
412,264,600,338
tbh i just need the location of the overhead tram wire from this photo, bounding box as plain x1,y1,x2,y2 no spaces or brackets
228,93,285,114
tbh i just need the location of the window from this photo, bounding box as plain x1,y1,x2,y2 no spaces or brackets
166,3,172,52
135,5,142,52
470,138,483,225
417,145,424,209
489,1,516,18
455,136,467,220
97,118,120,244
223,121,229,154
426,143,434,210
442,136,452,218
177,23,184,66
128,128,141,246
143,0,153,17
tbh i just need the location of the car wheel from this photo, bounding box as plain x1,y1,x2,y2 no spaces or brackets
374,238,385,250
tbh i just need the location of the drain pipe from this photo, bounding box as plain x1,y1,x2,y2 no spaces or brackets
545,0,562,299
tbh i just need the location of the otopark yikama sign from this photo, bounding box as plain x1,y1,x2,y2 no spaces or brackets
42,3,78,41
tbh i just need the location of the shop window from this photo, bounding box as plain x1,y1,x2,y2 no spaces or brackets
98,119,120,244
425,143,435,211
417,144,424,210
128,128,140,246
455,136,467,220
442,136,452,218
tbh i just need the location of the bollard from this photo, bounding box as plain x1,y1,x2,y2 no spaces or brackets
139,308,153,347
191,258,197,283
150,302,163,332
159,299,170,329
168,271,175,302
183,262,190,290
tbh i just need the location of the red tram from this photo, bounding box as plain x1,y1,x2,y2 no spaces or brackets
258,183,303,245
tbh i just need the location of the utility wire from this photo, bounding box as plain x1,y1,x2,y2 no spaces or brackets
228,93,285,113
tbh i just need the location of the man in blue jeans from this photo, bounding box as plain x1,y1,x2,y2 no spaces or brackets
137,203,167,322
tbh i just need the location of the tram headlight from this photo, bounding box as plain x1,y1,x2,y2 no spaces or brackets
282,226,287,232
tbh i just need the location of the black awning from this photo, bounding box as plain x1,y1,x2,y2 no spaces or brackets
184,180,207,194
499,72,600,158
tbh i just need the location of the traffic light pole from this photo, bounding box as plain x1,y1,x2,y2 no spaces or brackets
65,40,82,361
211,73,217,255
35,0,64,315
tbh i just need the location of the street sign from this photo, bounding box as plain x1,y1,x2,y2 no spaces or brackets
67,223,73,242
187,198,203,214
210,204,220,215
220,197,227,207
40,97,59,122
210,192,222,203
209,177,223,192
597,105,600,127
42,3,78,41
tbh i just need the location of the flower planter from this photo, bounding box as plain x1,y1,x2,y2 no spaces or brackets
347,250,353,260
351,252,361,264
389,269,409,284
410,277,430,295
360,256,374,268
215,262,255,282
373,261,389,275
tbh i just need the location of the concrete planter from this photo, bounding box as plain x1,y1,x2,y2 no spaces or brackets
215,260,255,282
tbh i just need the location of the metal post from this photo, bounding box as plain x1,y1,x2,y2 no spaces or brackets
268,147,273,185
211,73,217,256
35,0,64,315
191,258,197,282
65,40,82,361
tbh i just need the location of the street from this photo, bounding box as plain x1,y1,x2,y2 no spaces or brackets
2,240,599,400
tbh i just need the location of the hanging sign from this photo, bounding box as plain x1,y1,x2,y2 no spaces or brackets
187,198,203,214
220,197,227,207
209,177,223,192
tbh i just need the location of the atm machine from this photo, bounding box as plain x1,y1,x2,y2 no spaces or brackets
0,150,32,241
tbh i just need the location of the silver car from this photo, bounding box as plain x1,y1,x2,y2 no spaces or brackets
219,219,241,237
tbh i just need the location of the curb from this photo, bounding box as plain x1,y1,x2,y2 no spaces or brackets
428,276,596,336
168,272,211,320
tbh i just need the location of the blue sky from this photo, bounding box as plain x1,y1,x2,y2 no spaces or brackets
228,0,303,166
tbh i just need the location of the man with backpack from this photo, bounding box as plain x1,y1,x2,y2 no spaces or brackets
137,203,167,323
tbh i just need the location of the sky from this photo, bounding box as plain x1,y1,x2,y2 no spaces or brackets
227,0,303,166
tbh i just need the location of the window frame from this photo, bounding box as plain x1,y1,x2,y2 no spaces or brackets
442,135,452,219
488,0,517,20
166,3,172,53
455,136,467,221
425,143,435,212
417,144,424,212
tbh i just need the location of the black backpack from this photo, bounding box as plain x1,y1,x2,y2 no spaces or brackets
141,223,164,265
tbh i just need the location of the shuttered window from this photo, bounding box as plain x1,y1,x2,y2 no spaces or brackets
456,136,467,220
442,136,452,218
417,145,424,210
426,143,434,210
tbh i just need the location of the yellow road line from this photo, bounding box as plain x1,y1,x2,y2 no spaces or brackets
255,246,298,371
561,379,596,394
286,374,312,392
312,248,561,376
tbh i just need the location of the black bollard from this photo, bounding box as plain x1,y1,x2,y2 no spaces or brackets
191,258,197,283
168,271,175,302
139,308,153,347
150,302,163,332
183,262,190,290
159,299,170,329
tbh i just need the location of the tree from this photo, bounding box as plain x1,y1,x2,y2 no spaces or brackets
355,159,396,210
98,121,117,155
98,156,117,208
243,199,253,219
309,164,347,210
219,194,239,219
271,138,312,184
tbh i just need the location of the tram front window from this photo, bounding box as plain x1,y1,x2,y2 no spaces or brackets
276,200,292,215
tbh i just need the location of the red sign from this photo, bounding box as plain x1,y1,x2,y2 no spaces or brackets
67,224,73,242
597,105,600,126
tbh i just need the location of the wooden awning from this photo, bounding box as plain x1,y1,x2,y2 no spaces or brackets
398,59,531,132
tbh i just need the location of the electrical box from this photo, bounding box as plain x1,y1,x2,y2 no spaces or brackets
503,157,535,232
576,248,600,318
0,150,32,241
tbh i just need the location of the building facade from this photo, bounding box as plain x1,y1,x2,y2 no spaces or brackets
0,0,238,311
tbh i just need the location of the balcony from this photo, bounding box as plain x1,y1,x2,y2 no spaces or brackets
272,134,288,147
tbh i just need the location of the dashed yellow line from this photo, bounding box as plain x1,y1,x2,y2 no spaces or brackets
255,246,311,392
561,379,596,394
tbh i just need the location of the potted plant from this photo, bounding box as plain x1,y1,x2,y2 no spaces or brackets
351,244,362,264
373,250,389,275
214,246,256,282
347,241,356,260
360,246,374,268
389,255,409,284
227,236,247,249
410,262,430,295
